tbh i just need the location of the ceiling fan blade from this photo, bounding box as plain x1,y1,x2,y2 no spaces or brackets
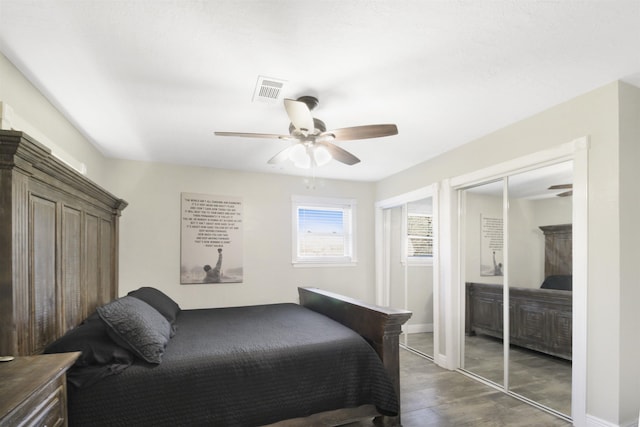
324,124,398,142
284,99,315,133
557,190,573,197
548,184,573,190
317,141,360,165
214,131,295,140
267,145,296,164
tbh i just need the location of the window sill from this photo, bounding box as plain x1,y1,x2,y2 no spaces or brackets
401,258,433,267
292,261,358,268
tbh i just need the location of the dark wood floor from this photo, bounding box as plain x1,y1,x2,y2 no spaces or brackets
348,349,572,426
406,332,572,417
463,334,572,416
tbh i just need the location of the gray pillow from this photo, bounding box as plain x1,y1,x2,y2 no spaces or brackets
540,275,572,291
97,296,172,364
127,287,181,325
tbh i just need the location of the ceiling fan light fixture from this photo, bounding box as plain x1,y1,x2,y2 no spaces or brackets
313,145,332,166
289,144,311,168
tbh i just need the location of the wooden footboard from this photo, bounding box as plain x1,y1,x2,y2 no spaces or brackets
465,282,572,360
298,287,412,427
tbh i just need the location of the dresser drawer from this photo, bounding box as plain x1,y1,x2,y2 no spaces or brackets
18,383,65,427
0,353,79,427
2,373,65,427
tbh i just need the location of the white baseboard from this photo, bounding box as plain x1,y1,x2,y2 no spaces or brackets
403,323,433,334
586,415,617,427
586,414,639,427
433,352,456,370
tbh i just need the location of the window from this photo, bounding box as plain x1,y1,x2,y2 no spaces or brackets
403,198,433,265
407,213,433,258
292,196,356,265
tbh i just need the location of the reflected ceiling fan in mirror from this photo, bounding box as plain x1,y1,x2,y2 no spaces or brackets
214,96,398,168
548,184,573,197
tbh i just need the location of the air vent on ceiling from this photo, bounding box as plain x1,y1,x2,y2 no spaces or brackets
252,76,286,104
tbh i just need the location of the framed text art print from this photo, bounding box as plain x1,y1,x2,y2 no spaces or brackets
480,215,503,277
180,193,243,284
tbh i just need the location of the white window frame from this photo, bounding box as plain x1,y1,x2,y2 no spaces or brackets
291,195,357,267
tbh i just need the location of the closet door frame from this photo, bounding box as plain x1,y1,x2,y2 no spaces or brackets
442,137,588,424
375,185,439,356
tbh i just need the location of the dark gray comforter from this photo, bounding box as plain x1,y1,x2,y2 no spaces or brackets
68,303,398,426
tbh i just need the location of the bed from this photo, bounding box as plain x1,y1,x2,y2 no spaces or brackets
465,224,572,360
43,286,411,426
0,130,412,426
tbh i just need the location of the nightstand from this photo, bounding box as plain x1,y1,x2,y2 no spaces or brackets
0,352,80,427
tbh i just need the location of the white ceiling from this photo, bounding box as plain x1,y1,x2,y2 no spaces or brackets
1,1,639,182
464,160,573,200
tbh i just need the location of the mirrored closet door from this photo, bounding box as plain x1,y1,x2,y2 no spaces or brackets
461,180,505,386
460,161,573,418
383,196,435,358
506,163,573,416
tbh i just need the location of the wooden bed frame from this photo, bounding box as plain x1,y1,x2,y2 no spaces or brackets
0,130,412,426
465,224,572,360
298,287,412,426
0,130,127,357
465,282,572,360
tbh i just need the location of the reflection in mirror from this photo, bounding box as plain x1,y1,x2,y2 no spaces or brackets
403,199,434,357
462,179,505,386
507,162,572,416
385,198,434,358
460,161,573,418
387,205,406,341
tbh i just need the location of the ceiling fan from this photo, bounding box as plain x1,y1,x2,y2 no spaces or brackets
214,96,398,168
548,184,573,197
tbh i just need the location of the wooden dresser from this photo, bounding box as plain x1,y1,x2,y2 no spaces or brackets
0,352,80,427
